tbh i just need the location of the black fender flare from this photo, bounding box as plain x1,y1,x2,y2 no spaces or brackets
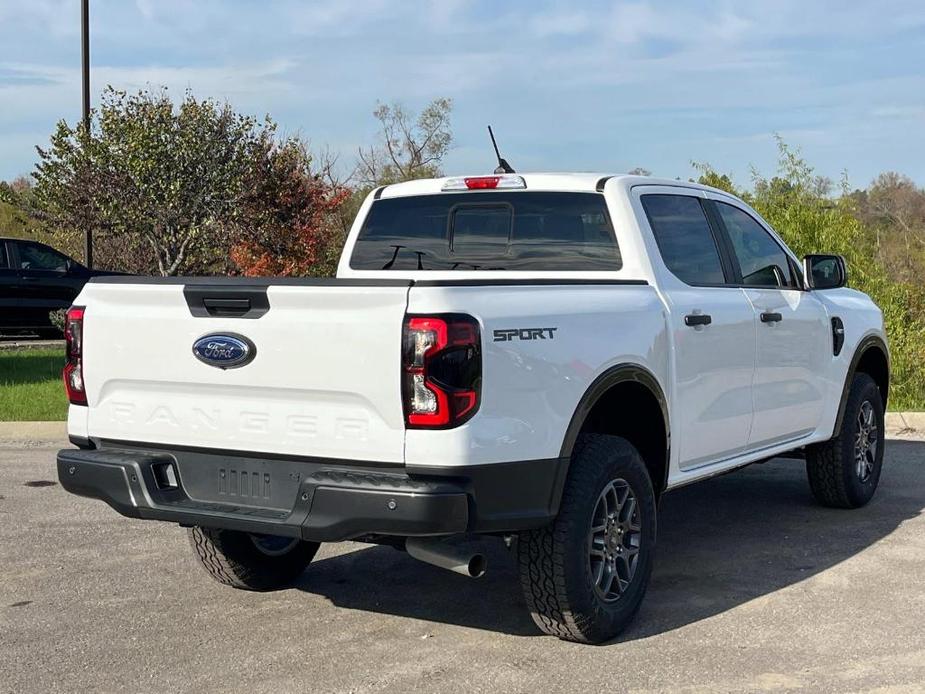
832,334,890,436
558,363,671,493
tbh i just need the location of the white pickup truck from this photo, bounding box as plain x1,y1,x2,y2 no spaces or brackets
57,173,889,643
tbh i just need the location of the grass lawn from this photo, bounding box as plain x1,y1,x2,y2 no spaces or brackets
0,348,68,421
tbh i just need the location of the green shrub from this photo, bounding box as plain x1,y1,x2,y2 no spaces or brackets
49,309,67,334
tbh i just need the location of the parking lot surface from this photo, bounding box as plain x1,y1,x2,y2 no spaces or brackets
2,439,924,693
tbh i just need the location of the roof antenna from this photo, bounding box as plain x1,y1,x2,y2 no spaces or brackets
488,125,515,174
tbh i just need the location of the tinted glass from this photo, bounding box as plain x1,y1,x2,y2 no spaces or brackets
0,242,8,269
641,194,725,285
18,242,69,271
350,192,621,271
451,205,512,252
716,202,793,288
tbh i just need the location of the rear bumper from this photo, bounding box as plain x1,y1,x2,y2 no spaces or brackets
57,442,567,541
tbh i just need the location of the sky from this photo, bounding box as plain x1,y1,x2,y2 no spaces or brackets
1,0,924,188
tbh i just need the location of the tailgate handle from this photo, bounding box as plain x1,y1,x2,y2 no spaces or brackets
203,298,251,317
183,285,270,319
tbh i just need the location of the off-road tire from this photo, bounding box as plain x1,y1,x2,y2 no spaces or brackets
806,372,885,509
188,526,319,591
517,434,657,644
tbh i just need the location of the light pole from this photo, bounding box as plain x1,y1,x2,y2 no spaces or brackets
81,0,93,269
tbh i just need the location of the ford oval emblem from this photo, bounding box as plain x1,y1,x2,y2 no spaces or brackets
192,333,256,369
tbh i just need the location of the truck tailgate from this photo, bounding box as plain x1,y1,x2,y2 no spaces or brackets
77,280,410,463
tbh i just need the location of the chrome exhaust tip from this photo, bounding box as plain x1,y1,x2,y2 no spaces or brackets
405,537,487,578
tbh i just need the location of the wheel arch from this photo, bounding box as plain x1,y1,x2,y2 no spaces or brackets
833,335,890,435
559,363,670,498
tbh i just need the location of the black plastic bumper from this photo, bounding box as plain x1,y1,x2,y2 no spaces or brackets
57,442,567,541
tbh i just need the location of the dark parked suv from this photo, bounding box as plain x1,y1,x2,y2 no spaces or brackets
0,237,124,337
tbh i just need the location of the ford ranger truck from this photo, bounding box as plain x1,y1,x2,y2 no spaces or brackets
57,173,889,644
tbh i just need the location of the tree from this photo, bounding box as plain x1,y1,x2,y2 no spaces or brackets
852,172,925,284
229,140,348,276
355,98,453,189
32,87,345,276
690,162,735,194
627,167,651,176
325,97,455,251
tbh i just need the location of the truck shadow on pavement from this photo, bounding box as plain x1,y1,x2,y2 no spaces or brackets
294,440,925,641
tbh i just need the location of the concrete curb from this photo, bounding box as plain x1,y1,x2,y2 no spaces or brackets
886,412,925,435
0,414,923,446
0,340,65,351
0,421,67,445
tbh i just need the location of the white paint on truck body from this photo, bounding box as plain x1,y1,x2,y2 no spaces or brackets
68,173,888,492
75,282,410,463
404,283,668,468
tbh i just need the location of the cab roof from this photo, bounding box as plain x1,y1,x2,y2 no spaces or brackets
376,173,730,199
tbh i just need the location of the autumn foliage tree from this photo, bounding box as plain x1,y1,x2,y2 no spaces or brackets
31,87,347,276
230,140,348,276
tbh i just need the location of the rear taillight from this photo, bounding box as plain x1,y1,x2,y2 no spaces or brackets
63,306,86,405
402,314,481,428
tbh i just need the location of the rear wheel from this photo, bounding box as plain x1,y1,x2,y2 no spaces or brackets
806,373,885,508
188,526,319,591
517,434,657,644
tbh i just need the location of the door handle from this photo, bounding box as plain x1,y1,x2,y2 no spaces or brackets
760,312,782,323
202,298,251,317
684,313,712,327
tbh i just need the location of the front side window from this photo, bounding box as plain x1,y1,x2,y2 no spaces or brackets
350,192,621,271
641,194,726,285
715,202,794,288
17,242,69,272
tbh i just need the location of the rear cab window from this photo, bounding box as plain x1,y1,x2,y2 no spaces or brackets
349,192,621,271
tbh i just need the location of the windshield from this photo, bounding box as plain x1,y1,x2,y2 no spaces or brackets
349,191,622,271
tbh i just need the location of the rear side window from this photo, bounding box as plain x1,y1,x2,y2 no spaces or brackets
349,192,621,271
641,194,726,285
715,202,795,288
0,243,8,269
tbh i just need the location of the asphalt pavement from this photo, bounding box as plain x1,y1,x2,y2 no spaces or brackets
2,438,924,693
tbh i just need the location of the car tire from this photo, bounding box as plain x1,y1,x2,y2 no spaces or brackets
805,372,885,509
517,434,657,644
188,526,319,591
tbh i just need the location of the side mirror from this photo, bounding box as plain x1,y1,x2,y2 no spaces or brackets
803,254,847,290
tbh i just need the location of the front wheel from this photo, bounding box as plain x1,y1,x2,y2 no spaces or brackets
188,526,319,591
518,434,657,644
806,372,885,509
